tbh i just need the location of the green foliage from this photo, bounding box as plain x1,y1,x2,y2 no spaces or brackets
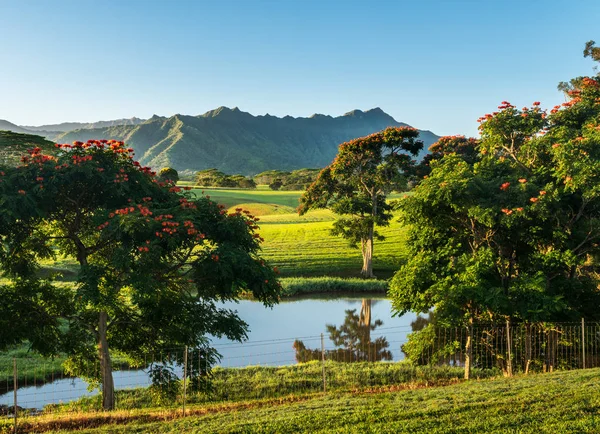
391,59,600,328
147,365,181,406
195,169,256,189
0,140,281,405
300,127,423,277
157,167,179,183
278,277,387,296
584,40,600,63
417,135,479,179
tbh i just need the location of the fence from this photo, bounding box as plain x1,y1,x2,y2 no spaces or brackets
1,320,599,431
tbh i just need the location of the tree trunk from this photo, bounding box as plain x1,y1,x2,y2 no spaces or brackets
360,191,377,278
464,317,473,380
359,299,371,328
98,311,115,410
360,237,374,278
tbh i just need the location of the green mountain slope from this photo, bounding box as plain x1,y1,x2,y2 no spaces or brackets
22,117,146,132
0,130,56,167
52,107,440,175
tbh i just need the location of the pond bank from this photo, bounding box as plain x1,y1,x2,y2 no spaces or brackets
269,276,389,298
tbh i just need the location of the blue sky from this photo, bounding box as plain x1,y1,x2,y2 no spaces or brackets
1,0,598,136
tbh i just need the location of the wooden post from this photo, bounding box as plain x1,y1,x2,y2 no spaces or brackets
506,319,513,377
464,321,473,380
182,346,188,416
582,318,586,370
321,334,326,393
13,357,17,434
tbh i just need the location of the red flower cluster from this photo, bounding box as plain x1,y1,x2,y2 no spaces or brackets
179,198,197,209
137,204,152,216
498,101,515,110
500,182,510,191
71,154,93,165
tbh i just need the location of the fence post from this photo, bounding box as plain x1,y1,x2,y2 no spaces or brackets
321,333,326,393
464,321,473,380
582,318,586,370
506,319,513,377
13,357,17,434
182,346,188,416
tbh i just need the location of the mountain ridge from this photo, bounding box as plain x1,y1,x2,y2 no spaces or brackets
0,107,440,175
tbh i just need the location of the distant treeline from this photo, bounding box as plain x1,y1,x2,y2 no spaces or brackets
253,168,320,190
195,169,257,188
194,168,321,190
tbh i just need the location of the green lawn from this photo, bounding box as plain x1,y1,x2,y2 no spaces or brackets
190,186,304,209
259,212,408,278
187,186,410,277
17,368,600,433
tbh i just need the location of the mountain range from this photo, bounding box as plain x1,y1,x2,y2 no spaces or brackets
0,108,439,175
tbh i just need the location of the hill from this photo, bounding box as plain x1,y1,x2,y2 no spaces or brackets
0,130,56,167
21,117,147,132
50,107,439,175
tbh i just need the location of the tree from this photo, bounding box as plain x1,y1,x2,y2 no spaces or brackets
0,140,280,410
390,52,600,378
299,127,423,277
157,167,179,183
268,179,283,190
293,299,392,363
416,135,479,179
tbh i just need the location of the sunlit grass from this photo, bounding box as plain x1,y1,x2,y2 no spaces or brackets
6,368,600,433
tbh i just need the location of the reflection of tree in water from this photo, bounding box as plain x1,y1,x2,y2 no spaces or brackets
293,299,392,362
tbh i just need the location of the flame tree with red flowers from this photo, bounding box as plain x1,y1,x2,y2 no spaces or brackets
298,127,423,278
390,42,600,379
0,140,280,410
416,135,480,179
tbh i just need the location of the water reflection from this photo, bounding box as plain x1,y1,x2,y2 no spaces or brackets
1,296,416,409
293,299,392,362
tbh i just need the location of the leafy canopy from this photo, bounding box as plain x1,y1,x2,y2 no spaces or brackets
0,140,280,384
390,75,600,326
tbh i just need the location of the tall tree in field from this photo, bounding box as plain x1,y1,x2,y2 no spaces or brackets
390,45,600,378
298,127,423,277
0,140,280,410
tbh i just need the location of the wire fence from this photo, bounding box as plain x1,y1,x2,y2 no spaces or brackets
1,320,599,430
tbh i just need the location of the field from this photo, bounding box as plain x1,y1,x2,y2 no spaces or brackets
191,186,409,278
5,367,599,433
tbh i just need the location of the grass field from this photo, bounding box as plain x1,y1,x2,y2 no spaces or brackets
191,186,304,209
6,368,599,433
187,186,409,278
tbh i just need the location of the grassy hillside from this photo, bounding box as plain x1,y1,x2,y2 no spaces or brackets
51,107,439,175
191,186,304,208
0,130,56,167
10,368,600,433
189,186,408,277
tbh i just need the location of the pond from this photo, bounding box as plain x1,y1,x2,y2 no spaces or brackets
0,296,417,409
